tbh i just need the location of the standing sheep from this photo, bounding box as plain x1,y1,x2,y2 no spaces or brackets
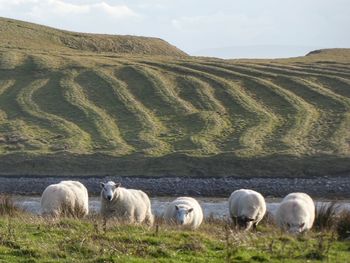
100,181,154,225
228,189,266,230
164,197,203,230
41,180,89,218
275,192,315,234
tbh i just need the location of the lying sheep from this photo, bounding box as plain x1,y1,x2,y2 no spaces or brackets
164,197,203,230
100,181,154,225
228,189,266,230
41,180,89,218
275,192,315,234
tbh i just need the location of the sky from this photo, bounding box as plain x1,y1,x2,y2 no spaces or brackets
0,0,349,58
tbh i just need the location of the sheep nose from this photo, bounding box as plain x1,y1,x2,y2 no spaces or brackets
180,220,184,224
107,195,112,201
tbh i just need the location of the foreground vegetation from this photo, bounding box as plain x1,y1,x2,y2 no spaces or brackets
0,212,349,262
0,17,350,176
0,195,350,263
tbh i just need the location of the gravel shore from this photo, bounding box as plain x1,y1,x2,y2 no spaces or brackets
0,175,349,198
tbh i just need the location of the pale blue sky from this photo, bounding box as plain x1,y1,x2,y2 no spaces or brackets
0,0,349,58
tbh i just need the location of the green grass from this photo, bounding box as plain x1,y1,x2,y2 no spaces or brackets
0,17,349,176
0,213,349,262
0,17,187,57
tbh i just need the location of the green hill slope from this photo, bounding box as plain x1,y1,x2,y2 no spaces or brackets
0,17,187,57
0,18,349,177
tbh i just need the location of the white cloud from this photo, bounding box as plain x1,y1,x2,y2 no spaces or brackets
92,2,137,17
0,0,138,19
49,0,90,14
0,0,39,5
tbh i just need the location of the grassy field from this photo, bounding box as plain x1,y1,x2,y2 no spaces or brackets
0,17,350,177
0,211,350,262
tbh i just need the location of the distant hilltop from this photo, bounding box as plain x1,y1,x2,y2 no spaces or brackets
305,48,350,60
0,17,188,57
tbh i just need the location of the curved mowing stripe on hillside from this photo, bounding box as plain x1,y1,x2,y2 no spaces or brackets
60,71,132,154
76,70,148,151
141,69,234,154
116,64,218,154
139,61,259,153
0,51,26,69
228,63,348,154
131,65,225,154
316,76,350,99
301,78,350,154
174,75,227,112
202,61,277,79
260,79,319,153
291,63,350,75
206,62,320,154
159,73,232,154
117,65,194,115
0,80,15,122
140,67,196,114
15,78,92,152
244,63,350,79
88,68,171,156
278,76,347,153
269,62,350,77
176,62,282,155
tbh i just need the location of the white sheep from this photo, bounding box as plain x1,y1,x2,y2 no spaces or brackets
163,197,203,230
40,180,89,218
100,181,154,225
228,189,266,230
275,192,315,234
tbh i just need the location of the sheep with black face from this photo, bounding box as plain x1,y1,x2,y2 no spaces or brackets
100,181,154,225
163,197,203,230
228,189,266,230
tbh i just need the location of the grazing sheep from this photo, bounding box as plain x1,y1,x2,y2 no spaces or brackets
275,192,315,234
100,181,154,225
164,197,203,230
228,189,267,230
41,180,89,218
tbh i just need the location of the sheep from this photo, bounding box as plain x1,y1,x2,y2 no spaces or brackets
40,180,89,218
275,192,315,234
100,181,154,225
163,197,203,230
228,189,267,230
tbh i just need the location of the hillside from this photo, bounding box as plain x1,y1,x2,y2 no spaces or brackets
0,17,187,57
0,18,349,177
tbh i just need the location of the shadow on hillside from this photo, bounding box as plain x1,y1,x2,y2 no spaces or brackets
0,152,349,178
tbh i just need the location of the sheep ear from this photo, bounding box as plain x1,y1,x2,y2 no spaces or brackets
175,205,179,210
115,183,121,188
188,208,194,213
100,182,105,188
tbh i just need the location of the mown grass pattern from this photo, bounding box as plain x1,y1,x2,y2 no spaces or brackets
0,18,349,176
0,51,349,158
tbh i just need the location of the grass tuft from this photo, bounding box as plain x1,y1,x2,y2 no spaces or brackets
0,194,23,216
314,201,340,231
336,210,350,240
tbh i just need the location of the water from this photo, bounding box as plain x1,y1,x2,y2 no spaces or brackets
13,196,350,218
